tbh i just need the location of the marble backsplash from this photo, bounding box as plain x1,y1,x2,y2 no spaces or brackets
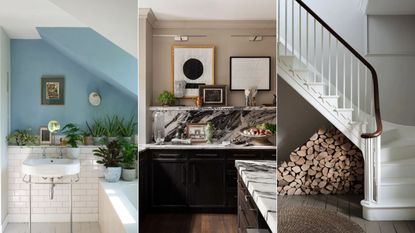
151,108,276,143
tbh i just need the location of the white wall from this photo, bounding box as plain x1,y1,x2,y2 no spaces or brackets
49,0,137,57
0,27,10,229
366,15,415,126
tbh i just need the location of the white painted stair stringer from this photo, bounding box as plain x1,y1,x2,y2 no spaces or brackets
278,61,365,150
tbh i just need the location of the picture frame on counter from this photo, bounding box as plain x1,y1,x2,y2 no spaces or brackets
186,123,207,143
39,127,52,145
230,56,271,91
172,45,215,98
198,85,227,106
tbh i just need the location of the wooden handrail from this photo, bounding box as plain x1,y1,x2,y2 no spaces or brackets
294,0,382,138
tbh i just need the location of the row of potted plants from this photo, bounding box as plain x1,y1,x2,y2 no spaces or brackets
94,139,138,182
6,115,138,147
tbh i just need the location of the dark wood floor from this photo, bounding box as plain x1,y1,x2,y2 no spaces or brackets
279,194,415,233
140,213,237,233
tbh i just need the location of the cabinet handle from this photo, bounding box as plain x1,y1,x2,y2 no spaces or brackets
181,165,186,184
195,153,218,157
158,153,182,158
192,164,197,184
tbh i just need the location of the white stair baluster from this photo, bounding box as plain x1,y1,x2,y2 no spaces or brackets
313,19,317,82
357,62,360,119
299,3,302,64
292,0,294,56
285,0,288,55
321,26,324,84
328,34,331,96
343,48,346,108
335,40,338,97
350,54,353,110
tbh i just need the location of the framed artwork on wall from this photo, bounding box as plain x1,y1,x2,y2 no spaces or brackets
186,123,207,143
230,56,271,91
198,85,227,106
41,75,65,105
172,45,215,98
39,127,51,145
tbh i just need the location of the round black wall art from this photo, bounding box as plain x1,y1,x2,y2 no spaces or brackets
183,58,204,80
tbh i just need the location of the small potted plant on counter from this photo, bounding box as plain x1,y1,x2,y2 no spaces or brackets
120,141,138,181
117,115,137,143
6,129,38,146
86,120,107,145
61,123,82,158
94,140,122,182
105,115,121,142
157,90,176,106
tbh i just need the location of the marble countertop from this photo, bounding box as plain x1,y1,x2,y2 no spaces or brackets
235,160,276,233
138,143,276,153
149,106,276,111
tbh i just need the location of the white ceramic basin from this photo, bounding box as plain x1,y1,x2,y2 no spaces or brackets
22,158,80,177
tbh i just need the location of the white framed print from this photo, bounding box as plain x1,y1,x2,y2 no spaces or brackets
172,45,215,98
230,56,271,91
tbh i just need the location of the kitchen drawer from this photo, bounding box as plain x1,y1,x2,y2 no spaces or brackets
152,151,186,159
190,151,224,159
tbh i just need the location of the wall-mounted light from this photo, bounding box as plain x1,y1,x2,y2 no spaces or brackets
153,34,207,42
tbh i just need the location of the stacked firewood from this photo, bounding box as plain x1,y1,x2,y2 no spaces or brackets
277,128,364,195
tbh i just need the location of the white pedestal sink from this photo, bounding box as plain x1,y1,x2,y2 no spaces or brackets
21,157,81,233
22,158,80,177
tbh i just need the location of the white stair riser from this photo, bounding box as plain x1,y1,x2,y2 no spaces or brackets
382,165,415,179
381,184,415,199
321,98,338,108
381,145,415,162
363,206,415,221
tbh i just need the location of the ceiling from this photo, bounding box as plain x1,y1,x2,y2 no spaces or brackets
139,0,276,20
364,0,415,15
0,0,84,39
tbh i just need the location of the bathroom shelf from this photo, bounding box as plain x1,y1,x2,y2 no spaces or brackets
148,106,277,111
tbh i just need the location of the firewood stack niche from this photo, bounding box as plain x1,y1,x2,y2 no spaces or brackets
277,127,364,195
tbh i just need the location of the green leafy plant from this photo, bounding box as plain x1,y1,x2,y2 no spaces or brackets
61,123,82,148
94,140,122,168
105,115,121,137
86,120,107,137
157,91,176,106
6,129,38,146
256,123,277,134
121,142,138,169
117,116,137,137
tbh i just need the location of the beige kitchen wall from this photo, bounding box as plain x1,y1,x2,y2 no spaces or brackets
151,21,276,106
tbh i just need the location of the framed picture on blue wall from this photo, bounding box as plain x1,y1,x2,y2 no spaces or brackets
41,76,65,105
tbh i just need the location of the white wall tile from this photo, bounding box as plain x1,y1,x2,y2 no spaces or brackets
8,146,101,218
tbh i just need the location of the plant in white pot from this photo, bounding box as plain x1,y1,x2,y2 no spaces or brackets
120,141,138,181
94,140,122,182
61,123,82,158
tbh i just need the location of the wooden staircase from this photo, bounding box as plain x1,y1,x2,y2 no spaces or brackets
277,0,415,221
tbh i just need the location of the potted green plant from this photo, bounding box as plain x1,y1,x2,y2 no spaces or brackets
6,129,38,146
120,142,138,181
82,130,94,145
157,91,176,106
117,116,137,143
61,123,82,158
105,115,120,142
86,120,107,145
94,140,123,182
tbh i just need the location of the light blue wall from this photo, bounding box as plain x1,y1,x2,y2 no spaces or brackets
11,39,137,131
37,27,138,97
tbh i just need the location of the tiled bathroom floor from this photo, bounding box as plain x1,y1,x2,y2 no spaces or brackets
4,222,101,233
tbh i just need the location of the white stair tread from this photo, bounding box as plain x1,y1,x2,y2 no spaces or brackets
320,95,339,99
335,108,354,112
382,177,415,186
304,82,324,86
349,121,368,125
383,157,415,166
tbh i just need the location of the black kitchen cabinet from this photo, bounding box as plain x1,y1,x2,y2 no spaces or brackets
139,150,148,223
148,149,276,212
151,152,187,207
188,159,225,207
